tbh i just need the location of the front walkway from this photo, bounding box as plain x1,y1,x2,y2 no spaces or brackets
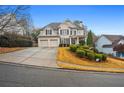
0,47,58,68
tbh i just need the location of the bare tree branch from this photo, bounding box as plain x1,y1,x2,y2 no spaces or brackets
0,5,31,36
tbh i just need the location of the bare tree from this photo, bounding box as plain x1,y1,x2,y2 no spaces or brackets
0,5,32,35
17,14,34,36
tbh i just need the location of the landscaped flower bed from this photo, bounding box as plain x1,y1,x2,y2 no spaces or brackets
0,47,24,54
69,44,107,62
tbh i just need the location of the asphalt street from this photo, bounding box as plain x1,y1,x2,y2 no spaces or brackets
0,62,124,87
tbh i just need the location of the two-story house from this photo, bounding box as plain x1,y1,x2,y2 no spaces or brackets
38,20,87,47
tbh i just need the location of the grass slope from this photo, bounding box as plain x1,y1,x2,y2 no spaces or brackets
57,47,124,73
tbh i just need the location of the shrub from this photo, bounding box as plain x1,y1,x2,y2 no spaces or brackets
79,40,85,45
69,44,107,62
76,49,85,58
95,54,103,62
0,33,32,47
84,49,94,56
0,35,9,47
84,49,94,53
87,52,95,60
81,45,90,49
102,54,107,61
69,44,78,52
93,48,99,53
77,46,84,50
15,39,32,47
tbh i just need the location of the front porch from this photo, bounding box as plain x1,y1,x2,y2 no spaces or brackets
59,36,84,47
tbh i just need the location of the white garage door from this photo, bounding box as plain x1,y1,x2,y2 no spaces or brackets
49,39,59,47
39,39,59,47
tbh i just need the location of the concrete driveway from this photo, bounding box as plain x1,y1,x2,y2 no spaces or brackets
0,47,58,68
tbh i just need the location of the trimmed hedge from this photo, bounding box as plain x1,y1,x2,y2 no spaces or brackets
95,54,103,61
0,35,9,47
76,49,85,58
69,44,107,62
81,45,90,49
87,52,95,60
84,49,94,57
102,54,107,61
14,39,32,47
0,33,32,47
95,54,107,62
69,44,78,52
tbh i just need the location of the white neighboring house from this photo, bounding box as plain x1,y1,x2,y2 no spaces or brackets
95,35,124,58
38,20,88,47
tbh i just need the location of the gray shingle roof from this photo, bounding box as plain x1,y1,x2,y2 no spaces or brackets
42,21,84,30
112,36,124,46
42,23,61,30
102,34,123,43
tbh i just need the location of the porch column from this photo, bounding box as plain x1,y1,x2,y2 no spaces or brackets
76,37,79,44
58,29,60,35
69,29,70,35
58,38,60,46
69,37,72,45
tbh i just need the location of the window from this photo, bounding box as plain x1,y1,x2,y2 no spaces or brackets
46,30,47,35
70,31,72,35
46,30,52,35
60,29,69,35
50,30,52,35
60,30,62,35
67,30,69,35
74,31,76,35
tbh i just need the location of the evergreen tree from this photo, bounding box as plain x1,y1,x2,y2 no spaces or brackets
86,30,93,47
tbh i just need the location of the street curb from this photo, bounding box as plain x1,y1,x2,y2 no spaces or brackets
0,61,62,71
0,61,124,75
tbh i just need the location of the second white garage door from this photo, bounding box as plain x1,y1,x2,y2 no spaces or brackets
50,39,59,47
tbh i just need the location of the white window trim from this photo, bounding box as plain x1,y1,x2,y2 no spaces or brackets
46,29,52,35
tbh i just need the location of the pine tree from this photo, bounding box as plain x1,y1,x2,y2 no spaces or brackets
86,30,93,47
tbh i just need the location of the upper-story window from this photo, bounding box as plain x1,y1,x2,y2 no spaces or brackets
70,29,77,35
70,31,72,35
46,30,52,35
74,31,76,35
60,30,62,35
60,29,69,35
67,30,69,35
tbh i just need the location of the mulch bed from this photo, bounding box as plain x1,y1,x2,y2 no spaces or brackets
0,47,24,54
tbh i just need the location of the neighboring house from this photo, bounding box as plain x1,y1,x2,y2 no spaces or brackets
38,20,88,47
0,14,27,36
95,35,124,58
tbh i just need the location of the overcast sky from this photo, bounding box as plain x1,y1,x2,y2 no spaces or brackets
30,5,124,35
